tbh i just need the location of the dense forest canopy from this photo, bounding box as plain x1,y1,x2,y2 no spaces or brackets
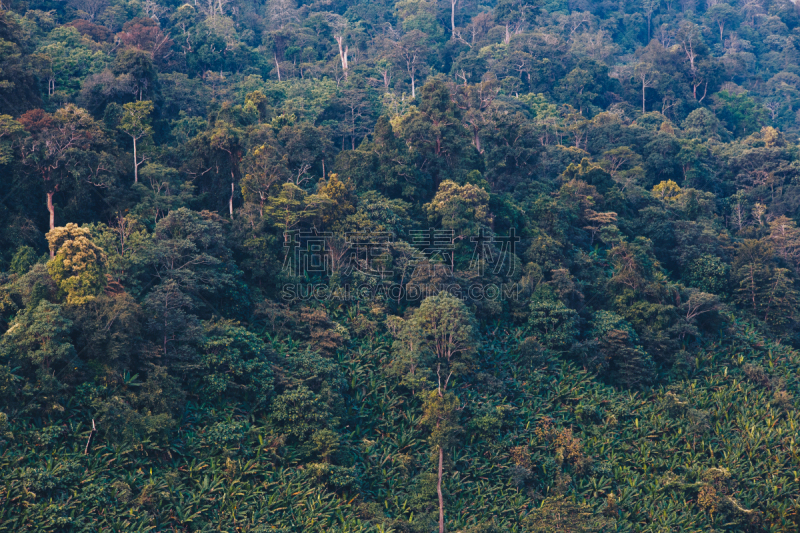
3,0,800,531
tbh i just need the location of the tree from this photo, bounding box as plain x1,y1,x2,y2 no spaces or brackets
0,11,43,113
634,63,658,113
144,279,203,365
677,21,702,76
112,48,159,102
119,100,153,184
425,180,492,250
583,209,618,245
3,301,74,371
590,310,655,388
271,385,331,439
392,30,430,98
264,182,331,231
335,88,374,150
652,179,681,201
397,77,476,188
401,292,478,533
527,286,578,351
448,0,460,39
408,292,478,378
69,0,108,22
46,223,107,304
524,495,615,531
641,0,659,42
705,3,738,42
277,123,331,185
768,216,800,270
18,105,108,232
452,79,498,153
420,388,461,533
0,114,23,165
732,239,773,316
761,268,799,331
116,18,174,66
200,319,274,407
37,27,101,99
209,120,244,218
140,209,239,363
333,116,425,200
329,15,350,78
241,143,290,217
683,254,728,294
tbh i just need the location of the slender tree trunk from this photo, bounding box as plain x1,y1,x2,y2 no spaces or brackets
274,54,282,81
230,181,234,218
642,82,646,113
336,36,348,77
133,137,139,183
451,0,457,39
322,159,326,178
411,74,416,98
438,446,445,533
47,190,55,238
84,419,96,455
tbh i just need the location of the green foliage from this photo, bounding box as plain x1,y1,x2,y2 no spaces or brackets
3,301,74,370
271,385,332,440
200,319,274,406
119,101,153,137
684,254,729,295
46,223,107,304
10,245,39,275
527,286,578,351
3,0,800,530
420,388,461,448
524,495,615,531
404,292,479,385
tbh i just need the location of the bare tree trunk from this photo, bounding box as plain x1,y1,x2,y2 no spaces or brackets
133,137,139,183
642,81,646,113
230,181,234,218
438,446,445,533
274,54,282,81
47,190,55,238
84,420,96,455
411,75,416,98
336,36,349,77
451,0,457,39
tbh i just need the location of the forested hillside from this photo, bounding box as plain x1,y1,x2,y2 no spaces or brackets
3,0,800,530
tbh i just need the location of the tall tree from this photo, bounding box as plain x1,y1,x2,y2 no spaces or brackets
705,3,739,42
118,100,153,184
634,63,658,113
241,143,290,217
18,105,107,233
400,292,478,533
392,30,430,98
